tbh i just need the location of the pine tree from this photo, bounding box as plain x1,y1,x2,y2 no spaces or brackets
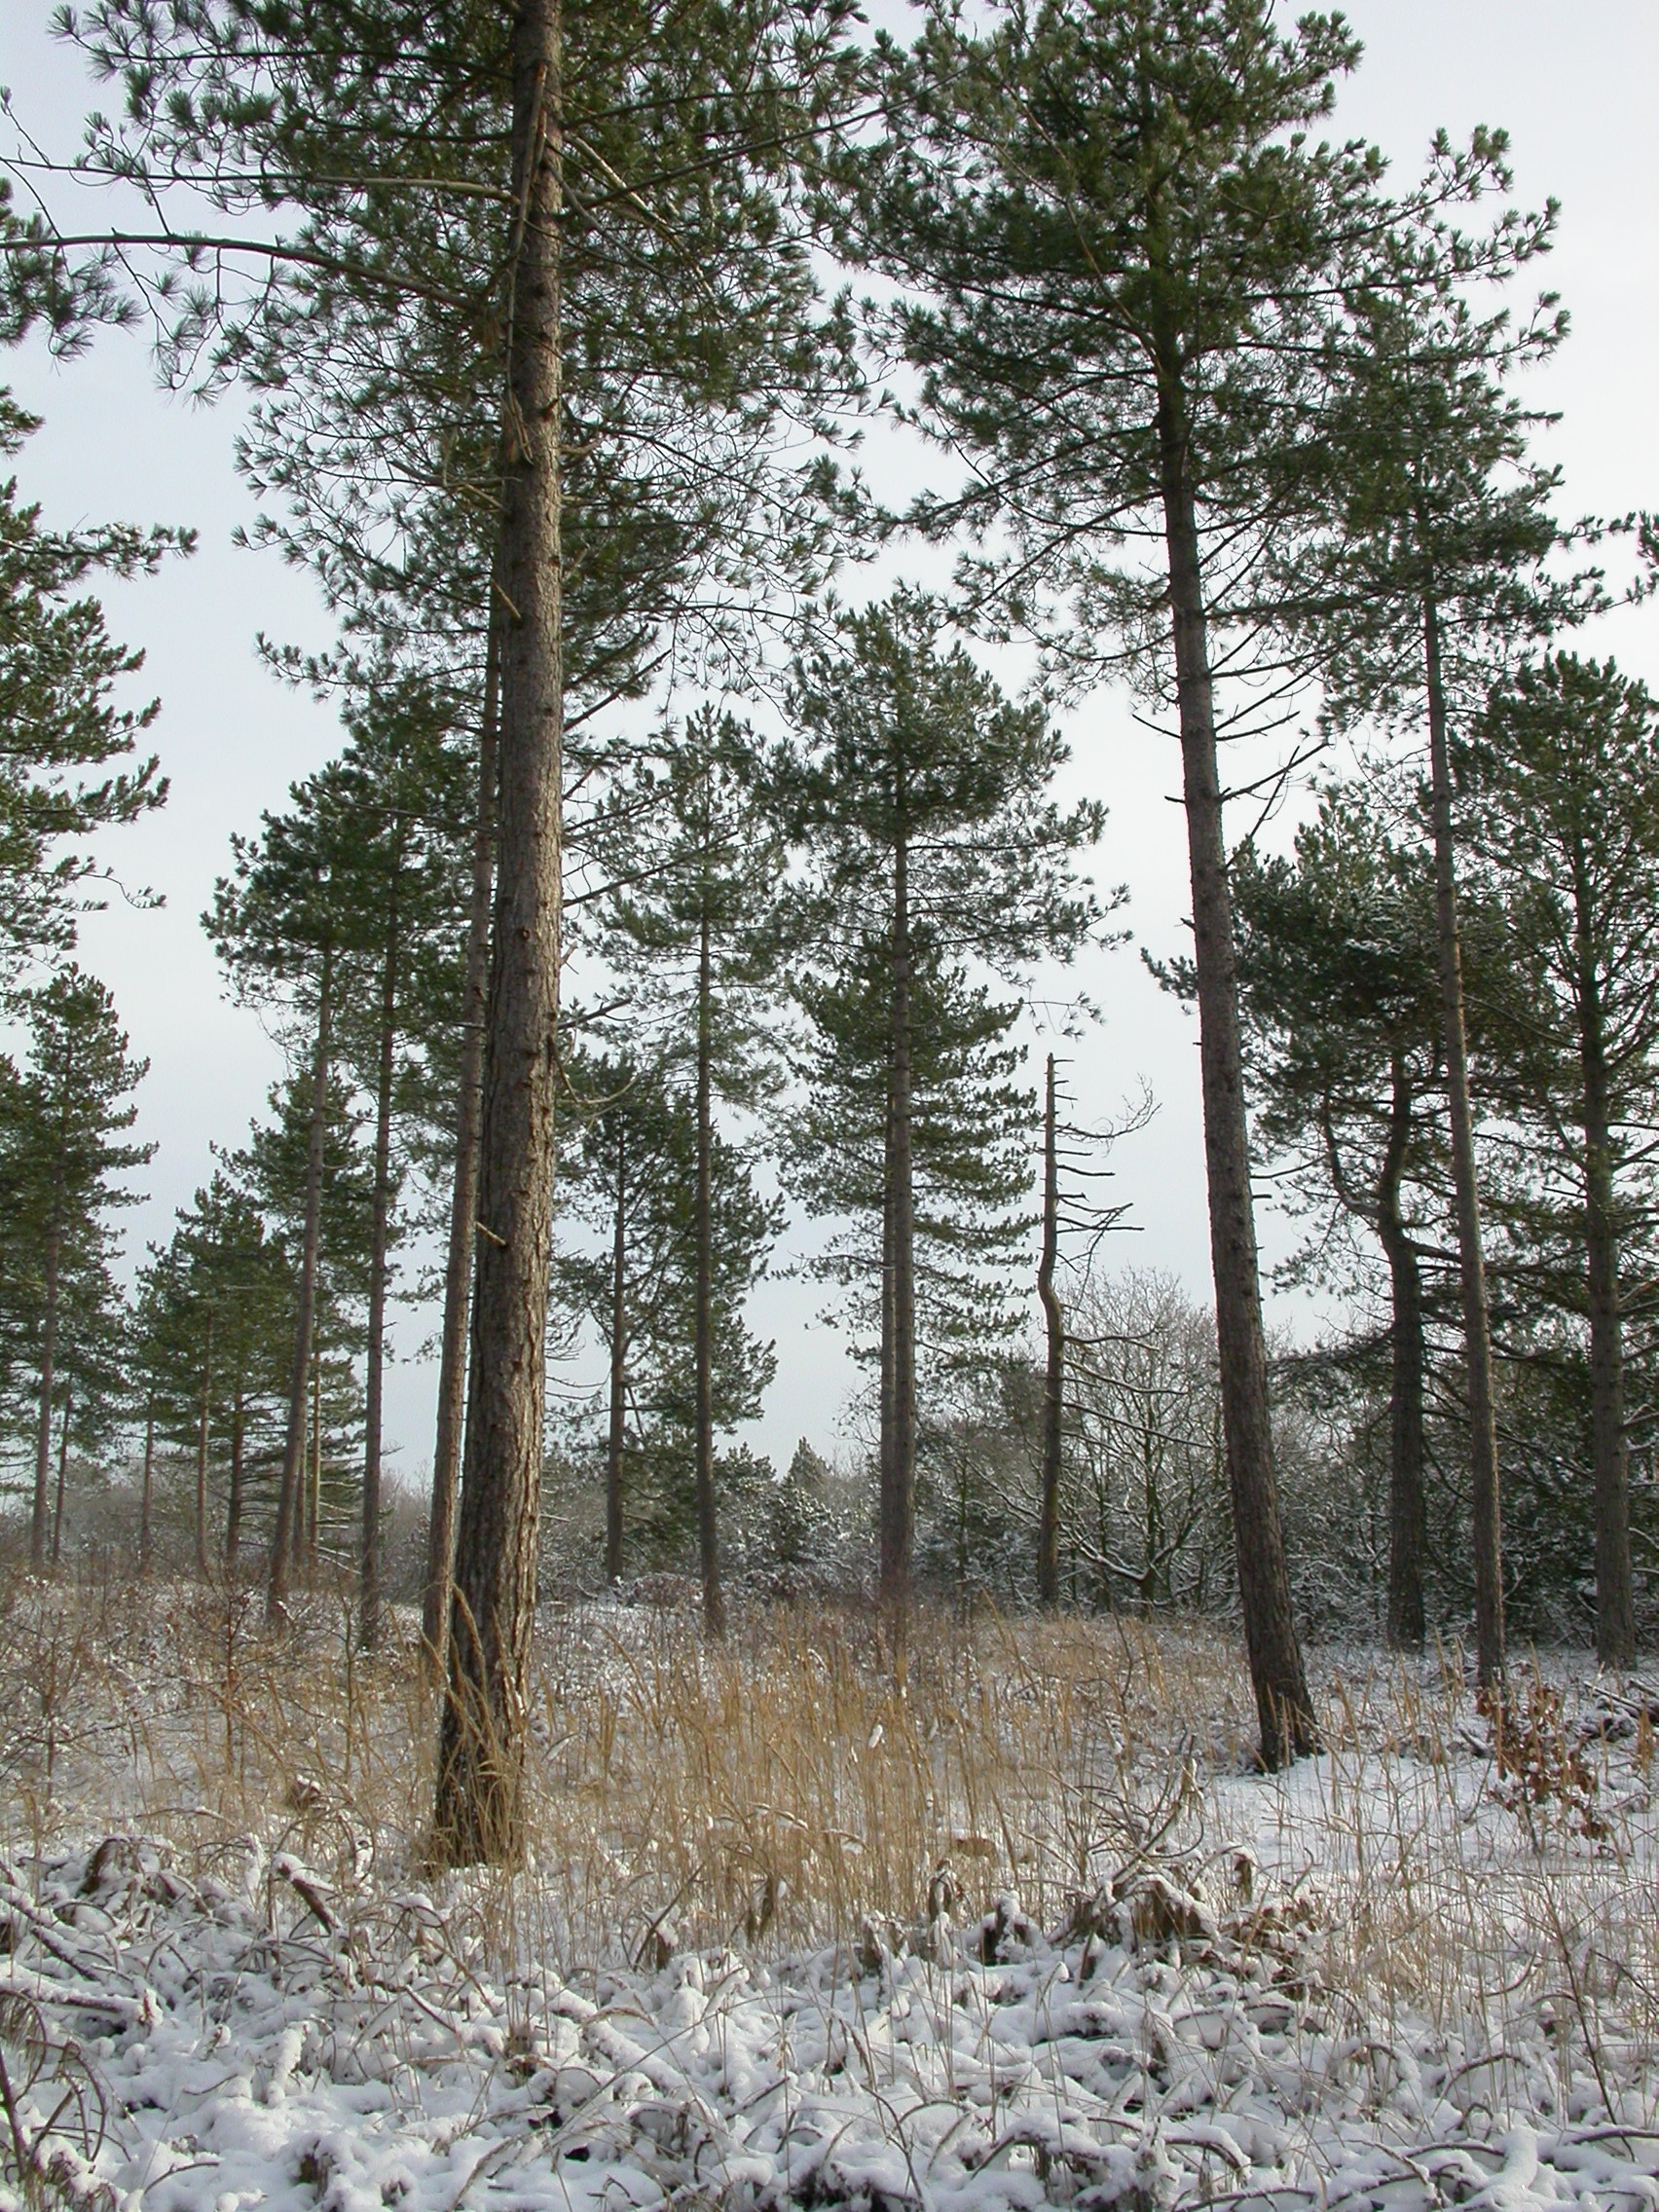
0,390,187,977
325,678,474,1648
210,756,379,1615
135,1172,292,1573
776,590,1104,1606
3,968,151,1570
1467,655,1659,1669
830,0,1411,1755
1231,793,1447,1647
1290,189,1581,1689
551,1048,778,1585
26,0,865,1860
228,1067,375,1552
593,709,787,1631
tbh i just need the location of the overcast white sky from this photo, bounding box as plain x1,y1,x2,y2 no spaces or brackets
0,0,1655,1491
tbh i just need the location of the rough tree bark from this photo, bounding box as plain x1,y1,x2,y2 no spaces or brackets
1375,1054,1427,1649
1158,387,1315,1765
270,944,334,1620
423,618,500,1678
433,0,564,1866
605,1125,628,1583
877,1171,896,1584
693,905,725,1634
878,809,916,1608
360,897,400,1653
1574,869,1636,1669
1422,591,1504,1690
1035,1053,1064,1605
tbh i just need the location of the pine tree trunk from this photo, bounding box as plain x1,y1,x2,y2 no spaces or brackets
308,1347,321,1558
270,945,334,1619
52,1385,71,1567
1036,1053,1064,1604
139,1406,155,1576
291,1366,309,1567
879,816,916,1608
360,909,400,1653
1575,888,1636,1668
606,1124,627,1583
434,0,564,1866
1422,591,1504,1690
424,617,500,1677
694,905,724,1635
226,1387,245,1572
1158,406,1314,1765
30,1220,61,1573
195,1322,212,1579
877,1161,895,1581
1377,1052,1427,1648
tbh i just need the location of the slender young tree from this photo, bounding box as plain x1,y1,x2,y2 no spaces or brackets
777,591,1105,1605
1468,656,1659,1670
831,0,1421,1755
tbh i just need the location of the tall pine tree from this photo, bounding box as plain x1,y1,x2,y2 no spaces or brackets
776,591,1104,1605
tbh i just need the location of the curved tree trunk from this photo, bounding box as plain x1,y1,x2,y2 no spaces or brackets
1422,592,1504,1690
270,945,334,1619
693,906,725,1635
434,0,564,1866
1036,1053,1064,1604
1158,398,1314,1766
1376,1053,1427,1648
423,619,500,1678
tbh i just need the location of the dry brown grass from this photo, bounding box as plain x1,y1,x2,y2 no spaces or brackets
2,1567,1656,2080
0,1575,1250,1947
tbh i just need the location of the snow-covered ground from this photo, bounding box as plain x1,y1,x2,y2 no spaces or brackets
2,1591,1656,2212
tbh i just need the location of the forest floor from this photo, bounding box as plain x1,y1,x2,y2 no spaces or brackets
1,1574,1656,2212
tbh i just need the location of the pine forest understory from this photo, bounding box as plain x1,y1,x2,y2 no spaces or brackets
0,4,1657,2208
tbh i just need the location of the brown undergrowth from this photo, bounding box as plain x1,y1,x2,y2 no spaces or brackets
1,1568,1657,2077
